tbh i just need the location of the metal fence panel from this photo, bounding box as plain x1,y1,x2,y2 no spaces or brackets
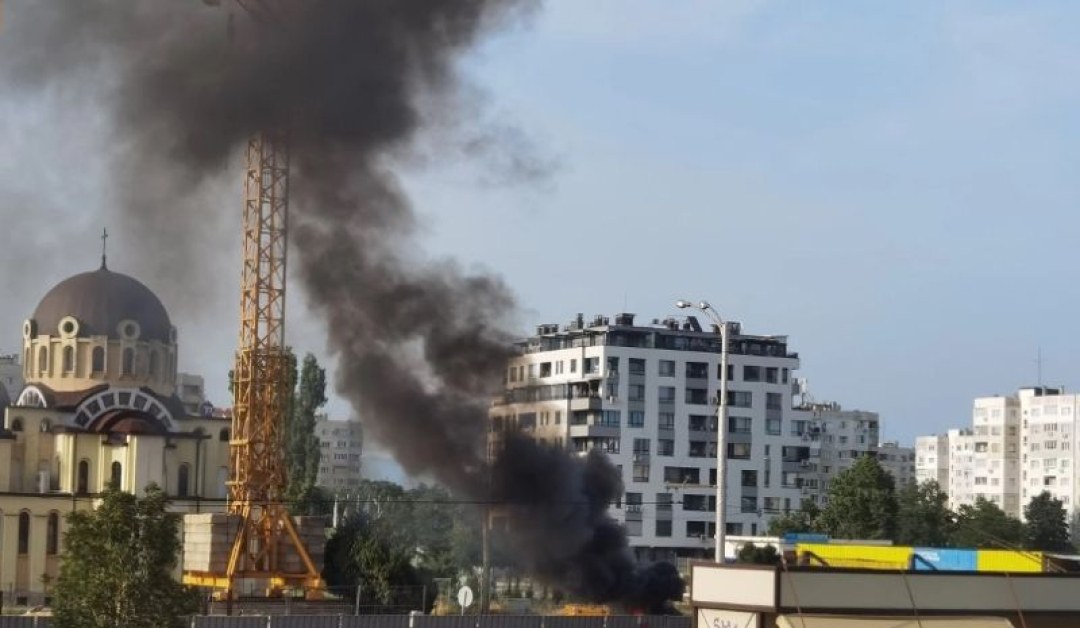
194,617,269,628
478,615,543,628
0,619,37,628
270,617,343,628
339,616,410,628
413,616,480,628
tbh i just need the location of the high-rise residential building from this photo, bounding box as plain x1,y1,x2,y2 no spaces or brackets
934,394,1023,517
877,442,916,488
315,416,364,492
491,312,827,562
915,434,949,487
793,402,880,501
1018,387,1078,516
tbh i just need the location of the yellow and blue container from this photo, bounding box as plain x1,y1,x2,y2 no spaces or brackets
912,548,977,571
976,549,1044,573
796,543,913,570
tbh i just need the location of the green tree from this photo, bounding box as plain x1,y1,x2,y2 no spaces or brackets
951,497,1024,548
736,543,779,565
819,455,897,540
1024,492,1073,552
767,501,822,536
53,485,199,628
287,353,327,508
895,480,955,546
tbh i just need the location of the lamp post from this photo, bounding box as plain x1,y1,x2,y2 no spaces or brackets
676,299,729,563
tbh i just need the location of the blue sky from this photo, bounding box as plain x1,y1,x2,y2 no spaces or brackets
3,2,1080,479
408,0,1080,445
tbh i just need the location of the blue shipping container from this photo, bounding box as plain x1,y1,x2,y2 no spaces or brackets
912,548,978,571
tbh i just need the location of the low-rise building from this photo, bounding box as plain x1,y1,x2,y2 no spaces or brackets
877,441,916,487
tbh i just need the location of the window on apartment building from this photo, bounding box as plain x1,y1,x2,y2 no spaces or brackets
655,520,672,537
658,387,676,403
656,493,673,512
664,467,700,484
766,418,782,435
658,360,675,377
629,358,646,375
1044,476,1056,486
741,496,758,513
658,413,675,430
683,495,707,511
599,411,620,427
728,416,752,434
688,441,707,457
584,358,600,374
632,464,650,482
625,492,642,510
743,365,761,382
527,364,537,379
628,385,646,401
658,439,674,456
606,357,620,374
727,443,751,459
555,361,564,375
974,477,987,485
628,411,645,427
686,362,709,379
633,438,650,454
765,367,779,384
718,364,735,381
540,362,552,377
570,359,577,373
727,390,752,408
741,470,758,487
687,521,707,537
685,388,708,405
766,392,783,410
689,415,709,432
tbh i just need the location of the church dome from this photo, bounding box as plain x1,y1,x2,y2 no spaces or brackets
29,267,174,343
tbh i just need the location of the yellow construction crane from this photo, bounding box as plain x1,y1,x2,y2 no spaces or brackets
183,1,323,599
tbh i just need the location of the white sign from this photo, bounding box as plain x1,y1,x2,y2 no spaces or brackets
698,608,759,628
457,586,474,609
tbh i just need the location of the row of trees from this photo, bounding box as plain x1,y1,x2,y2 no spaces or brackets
768,455,1074,552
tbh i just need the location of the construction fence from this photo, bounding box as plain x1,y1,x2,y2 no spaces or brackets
0,617,691,628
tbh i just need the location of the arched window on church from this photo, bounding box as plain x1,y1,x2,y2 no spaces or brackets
110,461,122,490
122,348,134,376
63,346,74,373
149,350,159,378
17,512,29,555
178,463,190,497
76,460,89,495
46,512,59,555
38,346,48,374
92,346,105,373
10,418,23,432
219,428,230,442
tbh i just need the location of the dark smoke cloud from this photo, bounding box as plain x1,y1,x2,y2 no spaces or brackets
1,0,681,608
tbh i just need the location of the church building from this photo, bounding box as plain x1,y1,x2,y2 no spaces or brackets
0,261,231,605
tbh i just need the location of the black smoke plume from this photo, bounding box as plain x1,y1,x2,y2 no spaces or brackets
0,0,683,609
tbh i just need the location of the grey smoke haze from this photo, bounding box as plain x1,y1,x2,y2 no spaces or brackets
0,0,680,607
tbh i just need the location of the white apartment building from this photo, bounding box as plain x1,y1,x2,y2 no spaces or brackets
943,395,1021,517
491,312,818,562
315,417,364,492
793,402,880,501
877,442,916,488
1018,387,1078,516
915,434,949,487
0,354,23,403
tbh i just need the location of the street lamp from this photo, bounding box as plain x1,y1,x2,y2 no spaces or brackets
676,299,729,563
